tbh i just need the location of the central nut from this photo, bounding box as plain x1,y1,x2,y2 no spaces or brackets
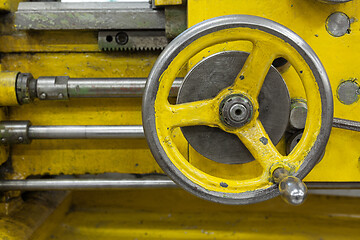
220,94,254,128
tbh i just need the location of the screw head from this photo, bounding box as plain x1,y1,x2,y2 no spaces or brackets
115,32,129,45
58,93,64,99
17,136,24,143
1,138,7,144
39,93,47,100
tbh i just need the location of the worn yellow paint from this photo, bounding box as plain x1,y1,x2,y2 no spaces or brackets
155,0,182,6
186,0,360,183
0,0,9,11
0,52,163,179
11,189,360,239
0,191,71,240
154,26,322,193
0,67,8,165
0,0,21,12
0,71,19,106
0,31,100,53
0,0,358,184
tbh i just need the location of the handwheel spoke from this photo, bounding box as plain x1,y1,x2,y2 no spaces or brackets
233,41,276,99
161,99,220,129
235,120,283,168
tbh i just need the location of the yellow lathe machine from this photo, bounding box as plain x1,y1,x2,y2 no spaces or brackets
0,0,360,239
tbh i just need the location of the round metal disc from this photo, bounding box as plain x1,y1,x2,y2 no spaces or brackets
177,51,290,164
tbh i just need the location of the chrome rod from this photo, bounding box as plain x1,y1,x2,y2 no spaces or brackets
333,117,360,132
0,179,359,191
16,74,183,104
28,125,144,139
67,78,182,98
0,179,176,191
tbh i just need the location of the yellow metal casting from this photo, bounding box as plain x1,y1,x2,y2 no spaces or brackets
155,0,182,6
0,0,22,12
0,191,71,240
186,0,360,182
0,71,19,106
0,0,9,11
0,0,358,183
154,26,322,193
4,189,360,239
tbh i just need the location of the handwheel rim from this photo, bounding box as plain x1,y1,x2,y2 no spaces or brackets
142,15,333,204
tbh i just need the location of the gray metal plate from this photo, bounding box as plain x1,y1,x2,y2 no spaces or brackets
15,2,164,30
177,51,290,164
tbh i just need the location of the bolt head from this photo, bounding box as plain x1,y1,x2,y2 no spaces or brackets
39,93,47,100
58,93,64,99
289,101,308,130
17,136,24,143
1,138,7,144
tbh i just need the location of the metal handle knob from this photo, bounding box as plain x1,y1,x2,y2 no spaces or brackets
273,168,307,205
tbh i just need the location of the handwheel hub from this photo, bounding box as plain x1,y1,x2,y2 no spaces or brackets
177,51,290,164
220,94,253,128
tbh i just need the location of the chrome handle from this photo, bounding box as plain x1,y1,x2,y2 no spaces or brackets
273,168,307,205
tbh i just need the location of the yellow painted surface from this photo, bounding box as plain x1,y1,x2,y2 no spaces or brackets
0,0,358,183
0,71,19,106
187,0,360,182
0,0,10,11
1,52,164,178
155,0,182,6
154,26,322,193
0,0,21,12
2,189,358,240
0,192,71,240
0,31,100,53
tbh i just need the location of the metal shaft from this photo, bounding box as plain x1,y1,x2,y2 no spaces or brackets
16,74,182,104
0,178,358,191
28,125,144,139
0,179,176,191
67,78,182,98
333,117,360,132
0,121,145,145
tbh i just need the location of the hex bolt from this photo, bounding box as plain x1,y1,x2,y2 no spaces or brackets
39,92,47,100
289,100,307,130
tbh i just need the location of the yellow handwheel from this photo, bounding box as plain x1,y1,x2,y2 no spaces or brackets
142,15,333,204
